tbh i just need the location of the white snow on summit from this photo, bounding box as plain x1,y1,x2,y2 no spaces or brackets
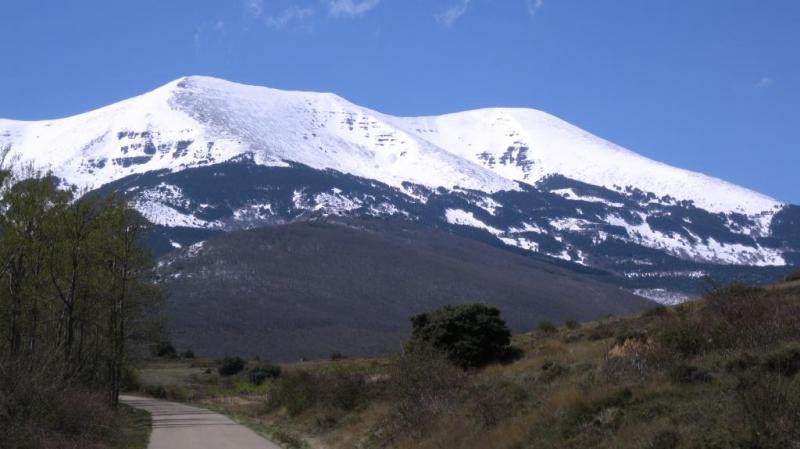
0,76,779,216
389,108,779,214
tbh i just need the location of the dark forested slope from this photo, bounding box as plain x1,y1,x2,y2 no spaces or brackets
157,217,653,360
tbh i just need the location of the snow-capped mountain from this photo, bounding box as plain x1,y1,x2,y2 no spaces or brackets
2,76,797,299
1,76,778,213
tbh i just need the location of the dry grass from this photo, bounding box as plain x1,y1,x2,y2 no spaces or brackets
134,280,800,449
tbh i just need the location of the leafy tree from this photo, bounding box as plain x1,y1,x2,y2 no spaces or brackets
409,304,513,369
0,169,163,413
218,356,246,376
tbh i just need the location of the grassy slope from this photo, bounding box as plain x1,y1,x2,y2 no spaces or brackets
108,405,152,449
136,281,800,449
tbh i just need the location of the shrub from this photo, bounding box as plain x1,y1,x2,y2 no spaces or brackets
561,388,633,439
218,357,246,376
384,345,466,438
736,373,800,448
389,344,466,436
669,364,712,384
602,334,664,384
537,320,557,334
763,344,800,377
268,370,318,417
649,430,681,449
409,304,513,369
565,319,581,330
47,389,111,438
329,351,346,361
471,381,529,429
319,370,367,411
120,365,141,392
249,363,282,385
539,360,568,383
614,329,648,347
643,305,670,318
785,270,800,282
657,321,704,358
587,321,617,341
724,353,760,373
144,384,167,398
703,284,800,349
181,349,195,359
153,341,177,358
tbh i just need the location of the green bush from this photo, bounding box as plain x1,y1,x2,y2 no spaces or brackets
657,322,704,358
537,321,557,334
409,304,513,369
565,319,581,330
153,341,177,358
268,371,318,417
120,365,141,392
319,370,367,411
249,363,282,385
181,349,195,359
218,357,246,376
144,384,167,399
785,270,800,282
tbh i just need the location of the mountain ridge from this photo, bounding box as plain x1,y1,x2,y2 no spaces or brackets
1,76,796,296
0,75,780,214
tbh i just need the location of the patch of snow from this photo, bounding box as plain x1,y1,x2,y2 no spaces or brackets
444,208,502,235
606,213,785,266
550,188,624,207
633,289,691,305
549,217,594,232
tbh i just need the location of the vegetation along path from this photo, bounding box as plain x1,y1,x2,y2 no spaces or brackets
121,395,281,449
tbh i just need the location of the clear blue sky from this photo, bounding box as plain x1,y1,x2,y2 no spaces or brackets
1,0,798,204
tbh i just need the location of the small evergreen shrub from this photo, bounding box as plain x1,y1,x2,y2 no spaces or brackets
565,319,581,330
537,321,557,334
409,304,513,369
658,322,704,358
249,363,282,385
153,341,177,358
218,356,246,376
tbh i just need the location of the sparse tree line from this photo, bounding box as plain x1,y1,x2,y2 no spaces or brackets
0,168,163,447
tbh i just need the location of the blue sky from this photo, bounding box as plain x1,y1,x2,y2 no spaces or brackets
1,0,798,203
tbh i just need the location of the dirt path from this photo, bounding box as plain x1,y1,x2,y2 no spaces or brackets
120,395,281,449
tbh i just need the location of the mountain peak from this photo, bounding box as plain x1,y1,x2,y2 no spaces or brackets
0,76,781,214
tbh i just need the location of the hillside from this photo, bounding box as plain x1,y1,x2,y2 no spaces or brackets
138,278,800,449
156,217,652,360
3,76,796,301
